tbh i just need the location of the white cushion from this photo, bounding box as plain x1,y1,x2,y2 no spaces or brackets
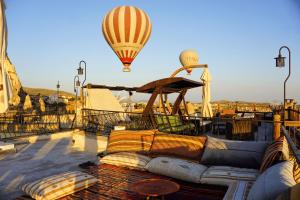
146,156,207,183
22,171,97,200
247,161,296,200
201,166,260,186
100,152,151,170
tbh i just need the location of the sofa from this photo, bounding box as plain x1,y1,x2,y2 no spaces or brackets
99,129,299,200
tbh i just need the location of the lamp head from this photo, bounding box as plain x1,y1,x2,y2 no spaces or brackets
56,81,60,89
77,66,84,75
275,53,285,67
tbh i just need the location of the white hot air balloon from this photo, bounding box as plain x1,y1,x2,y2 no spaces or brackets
179,50,199,75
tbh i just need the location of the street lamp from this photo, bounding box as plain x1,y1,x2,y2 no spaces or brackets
274,46,291,123
73,75,80,128
77,60,87,108
77,60,86,86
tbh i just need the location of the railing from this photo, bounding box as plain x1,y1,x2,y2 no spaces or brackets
287,108,300,121
282,125,300,164
82,109,154,135
0,111,75,139
81,108,275,140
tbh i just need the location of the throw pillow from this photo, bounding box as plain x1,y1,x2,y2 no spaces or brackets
201,136,268,169
22,171,97,200
100,152,151,170
106,130,157,154
149,133,207,160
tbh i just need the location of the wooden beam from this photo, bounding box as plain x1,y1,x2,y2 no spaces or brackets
284,121,300,127
172,90,187,115
142,88,160,117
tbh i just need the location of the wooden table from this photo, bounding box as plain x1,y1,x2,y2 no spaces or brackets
130,178,180,200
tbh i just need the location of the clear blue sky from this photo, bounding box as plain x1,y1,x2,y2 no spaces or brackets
5,0,300,103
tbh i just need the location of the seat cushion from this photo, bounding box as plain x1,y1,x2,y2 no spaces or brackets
100,152,151,170
149,134,207,160
201,136,268,169
21,171,97,200
146,156,207,183
247,161,296,200
200,166,260,186
106,130,157,154
223,181,254,200
260,136,289,172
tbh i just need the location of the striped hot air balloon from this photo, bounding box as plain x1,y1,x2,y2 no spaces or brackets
102,6,152,72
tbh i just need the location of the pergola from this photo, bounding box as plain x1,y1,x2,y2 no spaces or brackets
136,77,203,117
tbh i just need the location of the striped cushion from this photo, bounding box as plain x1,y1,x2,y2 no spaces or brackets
290,155,300,183
260,136,289,172
150,134,207,160
100,152,151,170
107,130,157,154
21,171,97,200
200,166,259,186
223,181,253,200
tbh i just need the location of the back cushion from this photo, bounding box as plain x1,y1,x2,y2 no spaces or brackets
149,133,207,160
106,130,156,154
201,136,268,169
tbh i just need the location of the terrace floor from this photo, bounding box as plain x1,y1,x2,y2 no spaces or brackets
0,138,97,200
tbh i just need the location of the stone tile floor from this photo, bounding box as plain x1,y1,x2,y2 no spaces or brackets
0,138,97,200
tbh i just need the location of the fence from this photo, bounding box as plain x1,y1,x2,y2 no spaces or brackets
0,111,75,139
82,108,275,140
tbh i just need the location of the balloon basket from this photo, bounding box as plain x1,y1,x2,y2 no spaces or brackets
123,68,131,72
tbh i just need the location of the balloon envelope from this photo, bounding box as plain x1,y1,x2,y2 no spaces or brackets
179,50,199,74
102,6,152,72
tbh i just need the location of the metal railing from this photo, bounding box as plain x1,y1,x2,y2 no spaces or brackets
282,125,300,164
81,108,275,140
0,111,75,139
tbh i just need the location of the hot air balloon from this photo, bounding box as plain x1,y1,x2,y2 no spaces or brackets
102,6,152,72
179,50,199,75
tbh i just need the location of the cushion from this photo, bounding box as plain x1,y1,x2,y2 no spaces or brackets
275,182,300,200
146,156,207,183
200,166,260,186
21,171,97,200
260,136,289,172
149,134,207,160
223,181,254,200
201,136,268,169
294,162,300,183
100,152,151,170
106,130,157,154
247,161,297,200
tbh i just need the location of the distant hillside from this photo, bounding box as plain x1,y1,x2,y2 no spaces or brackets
23,87,74,97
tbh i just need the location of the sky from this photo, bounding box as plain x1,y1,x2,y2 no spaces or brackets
5,0,300,103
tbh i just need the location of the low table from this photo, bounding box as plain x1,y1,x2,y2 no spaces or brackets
130,178,180,200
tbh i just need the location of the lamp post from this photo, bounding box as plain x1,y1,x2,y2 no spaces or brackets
77,60,87,107
56,81,61,129
56,81,60,112
274,46,291,123
74,75,80,127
